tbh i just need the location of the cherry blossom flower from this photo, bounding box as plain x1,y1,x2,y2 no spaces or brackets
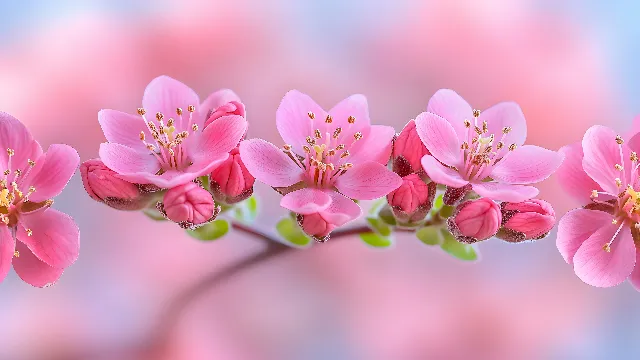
0,112,79,287
415,89,563,203
556,124,640,288
98,76,247,189
240,90,401,241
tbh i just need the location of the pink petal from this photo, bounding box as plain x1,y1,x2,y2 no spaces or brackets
22,144,80,203
348,125,395,165
334,161,402,200
118,158,228,189
627,114,640,151
98,109,150,152
556,209,612,264
321,190,362,225
0,111,42,176
142,75,202,127
582,125,632,194
556,143,602,204
328,94,371,136
18,209,79,268
188,115,247,164
99,143,159,176
426,89,474,142
199,89,243,119
280,188,332,215
491,145,564,184
573,225,636,288
276,90,325,152
629,248,640,291
415,112,462,167
479,102,527,157
421,155,469,188
239,139,304,187
472,182,539,202
12,241,64,288
0,225,15,283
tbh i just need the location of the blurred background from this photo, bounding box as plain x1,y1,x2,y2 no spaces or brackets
0,0,639,359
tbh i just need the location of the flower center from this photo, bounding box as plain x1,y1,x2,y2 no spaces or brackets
136,106,200,173
458,109,517,181
0,148,41,233
281,112,363,188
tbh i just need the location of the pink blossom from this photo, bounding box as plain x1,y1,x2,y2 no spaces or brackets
387,173,436,223
0,112,79,287
556,124,640,288
240,90,402,240
498,199,556,242
159,182,217,228
392,120,430,176
447,198,502,243
209,147,255,204
98,76,247,189
415,89,563,203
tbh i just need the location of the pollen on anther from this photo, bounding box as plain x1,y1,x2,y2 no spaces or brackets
14,169,21,177
496,142,504,150
28,159,35,167
306,136,315,146
307,112,315,120
303,145,311,153
328,149,336,156
340,151,350,159
167,118,175,127
325,115,333,124
612,219,619,225
315,129,322,139
3,170,9,176
6,149,14,157
632,152,639,162
463,119,471,128
616,135,624,145
508,144,517,151
474,126,483,136
591,190,599,198
336,144,345,150
139,132,146,141
347,116,356,124
482,121,488,134
354,132,363,140
13,250,19,258
156,112,164,121
283,144,292,151
615,178,622,187
176,108,183,116
503,127,512,134
192,124,199,132
603,243,611,252
333,128,342,139
461,142,469,150
472,109,481,118
29,186,35,193
26,229,33,237
137,108,146,116
187,105,195,113
615,164,624,171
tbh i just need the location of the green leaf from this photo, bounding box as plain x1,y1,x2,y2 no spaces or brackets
366,216,392,236
142,208,166,221
439,205,455,219
433,194,444,212
187,219,230,241
378,206,397,226
246,196,258,216
276,218,311,247
416,226,442,246
359,232,393,248
199,175,211,191
440,229,478,261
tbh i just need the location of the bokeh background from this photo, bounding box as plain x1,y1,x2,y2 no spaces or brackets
0,0,639,359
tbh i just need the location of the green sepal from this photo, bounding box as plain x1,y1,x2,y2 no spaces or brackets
142,208,166,221
416,226,442,246
276,217,312,247
366,216,392,236
359,232,393,248
187,219,230,241
440,229,478,261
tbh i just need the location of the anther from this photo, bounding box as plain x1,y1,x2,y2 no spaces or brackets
591,190,599,198
29,186,35,193
187,105,195,113
612,219,619,225
176,108,183,116
6,149,14,157
327,163,335,171
354,132,363,140
603,243,611,252
168,149,175,156
463,119,471,128
335,144,346,150
3,170,9,176
472,138,479,144
347,116,356,124
508,144,517,151
156,112,164,121
308,112,315,120
615,164,624,171
13,250,19,258
139,132,146,141
615,178,622,187
306,136,316,146
340,151,350,159
325,115,333,124
472,109,481,118
616,135,624,145
333,128,342,138
14,169,21,177
28,159,35,167
503,127,512,134
461,142,469,150
482,121,488,134
496,142,505,150
303,145,311,153
474,127,483,136
167,118,174,127
26,229,32,237
327,149,336,156
315,129,322,139
146,144,156,151
283,144,292,151
137,108,146,116
632,152,639,162
192,124,199,132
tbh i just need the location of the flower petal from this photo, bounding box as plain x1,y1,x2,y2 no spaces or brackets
99,143,159,176
188,115,247,163
479,102,527,157
322,190,362,225
629,248,640,291
142,75,202,127
0,111,42,176
0,225,15,284
18,209,79,268
472,182,539,202
280,188,332,215
239,139,304,187
426,89,474,142
276,90,325,152
415,112,462,167
334,161,402,200
328,94,371,138
199,89,243,119
582,125,632,194
12,241,64,288
491,145,564,184
556,209,612,264
573,224,636,288
348,125,395,165
421,155,469,188
98,109,150,152
22,144,80,203
556,143,602,204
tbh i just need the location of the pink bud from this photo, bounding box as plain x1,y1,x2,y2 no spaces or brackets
80,159,150,210
387,174,436,223
210,147,255,204
204,101,245,128
393,120,430,176
498,199,556,242
447,198,502,243
298,213,336,242
162,182,216,226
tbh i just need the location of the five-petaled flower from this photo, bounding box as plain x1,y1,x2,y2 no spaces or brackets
415,89,563,204
240,90,402,241
98,76,247,189
0,112,80,287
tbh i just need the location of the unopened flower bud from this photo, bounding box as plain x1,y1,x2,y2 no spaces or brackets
161,182,216,226
204,101,246,128
387,174,436,223
210,147,255,204
297,213,336,243
393,120,430,176
80,159,152,210
447,198,502,243
497,199,556,242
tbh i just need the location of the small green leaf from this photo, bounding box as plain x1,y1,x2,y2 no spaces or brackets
187,219,230,241
276,218,311,247
142,208,166,221
433,194,444,212
366,217,392,236
246,196,258,216
416,226,442,246
378,206,397,226
199,175,210,191
359,232,393,248
439,205,455,218
440,229,478,261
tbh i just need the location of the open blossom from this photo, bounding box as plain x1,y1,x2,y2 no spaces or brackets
415,89,563,204
447,198,502,243
556,124,640,289
98,76,247,189
240,90,402,241
0,112,80,287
